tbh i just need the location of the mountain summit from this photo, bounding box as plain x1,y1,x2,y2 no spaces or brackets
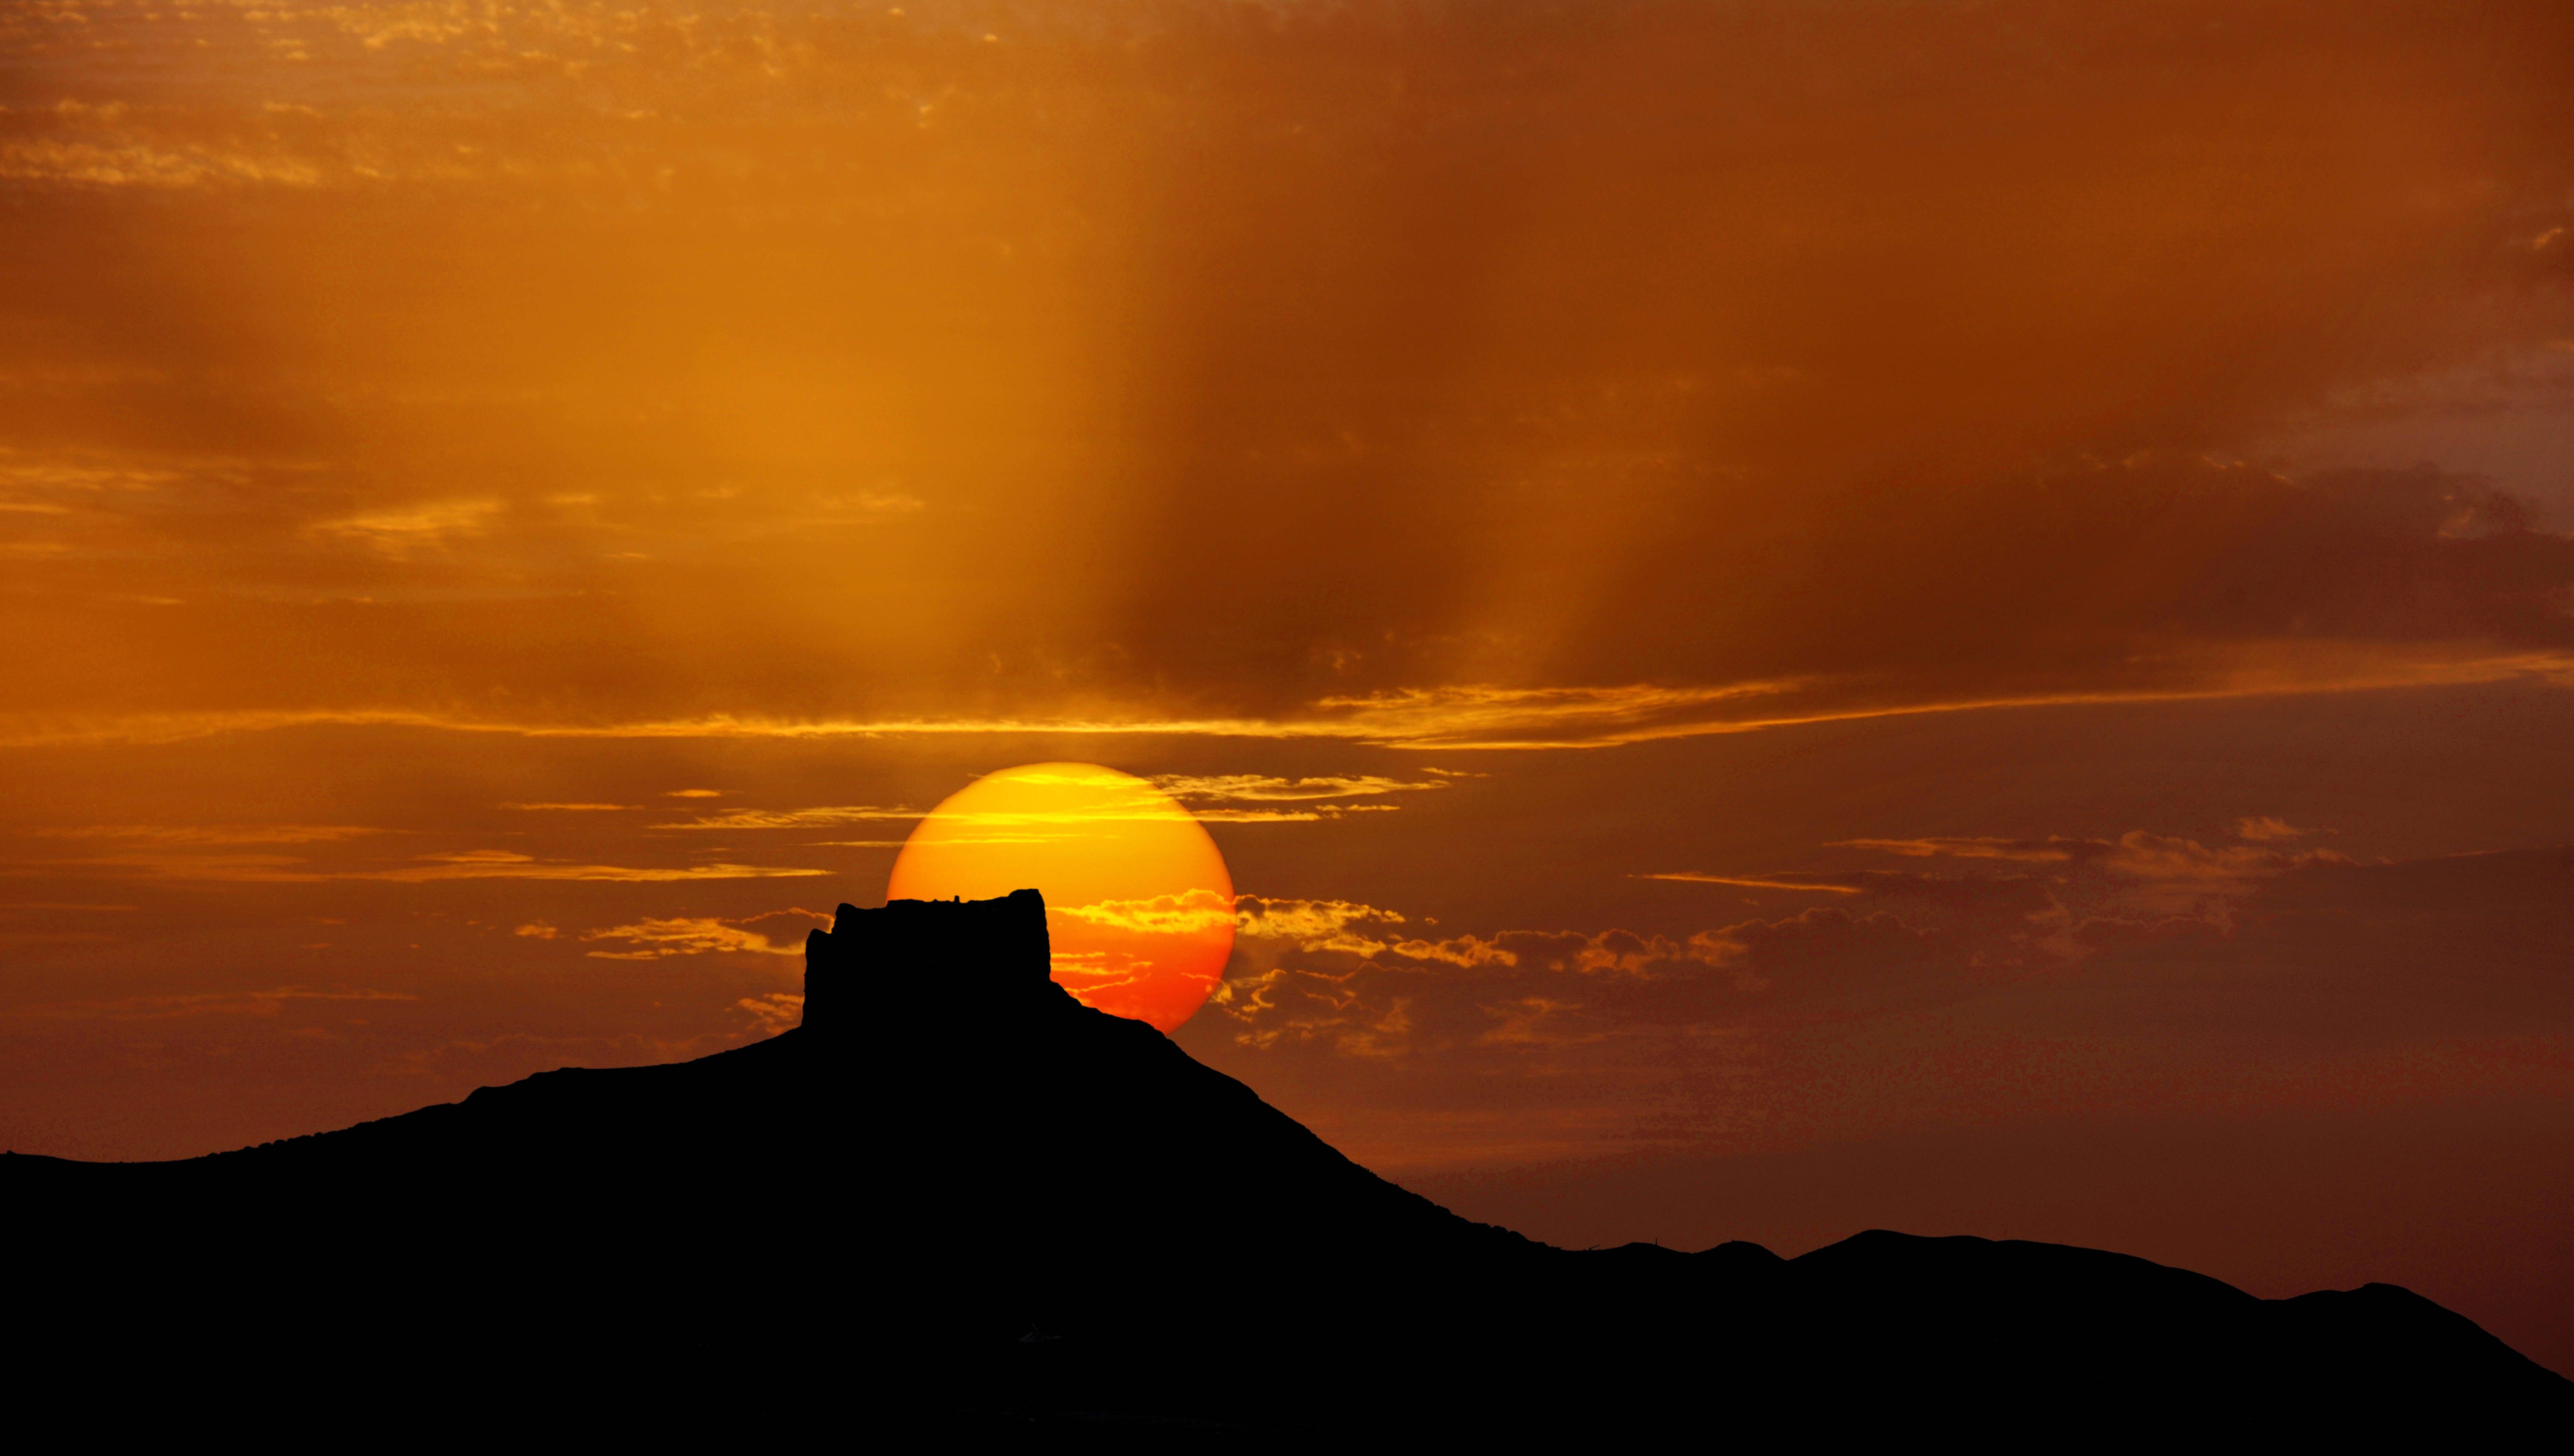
10,891,2566,1436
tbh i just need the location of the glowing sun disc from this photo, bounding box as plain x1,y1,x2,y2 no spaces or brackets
885,762,1235,1032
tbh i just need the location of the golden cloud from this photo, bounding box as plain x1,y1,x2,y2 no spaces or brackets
1233,895,1410,956
50,850,830,884
1386,935,1519,968
499,802,635,812
580,915,812,959
1054,888,1239,937
652,806,916,830
1151,773,1454,802
366,858,825,884
1636,873,1867,894
34,824,385,845
738,993,805,1035
305,498,503,557
5,645,2566,756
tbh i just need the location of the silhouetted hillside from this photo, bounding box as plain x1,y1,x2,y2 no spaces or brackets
8,890,2565,1438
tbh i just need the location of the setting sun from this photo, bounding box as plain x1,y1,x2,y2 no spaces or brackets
886,763,1236,1032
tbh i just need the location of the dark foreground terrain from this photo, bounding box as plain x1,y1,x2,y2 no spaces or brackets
10,891,2566,1439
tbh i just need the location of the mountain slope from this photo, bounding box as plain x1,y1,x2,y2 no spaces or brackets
7,891,2564,1438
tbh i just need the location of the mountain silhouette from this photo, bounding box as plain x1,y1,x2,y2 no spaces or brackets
9,889,2565,1438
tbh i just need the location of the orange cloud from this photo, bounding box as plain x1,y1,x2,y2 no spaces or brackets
499,803,635,812
1637,874,1867,894
1055,888,1239,938
579,915,815,959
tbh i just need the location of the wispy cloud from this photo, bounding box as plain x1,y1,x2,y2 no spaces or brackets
738,993,805,1034
369,851,827,884
500,802,636,812
1838,832,2351,885
1232,895,1438,957
1048,946,1163,995
1055,888,1238,936
22,846,829,883
0,140,325,190
0,902,140,912
653,793,1386,834
581,914,819,959
1836,837,2080,864
1192,805,1402,822
652,805,915,830
1151,774,1453,802
1637,872,1867,894
5,647,2566,753
305,498,503,557
34,824,385,845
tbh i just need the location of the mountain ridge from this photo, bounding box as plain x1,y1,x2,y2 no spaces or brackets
8,890,2565,1437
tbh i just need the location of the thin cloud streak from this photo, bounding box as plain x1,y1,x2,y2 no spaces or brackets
1639,874,1867,895
499,802,636,812
9,849,829,884
5,648,2568,754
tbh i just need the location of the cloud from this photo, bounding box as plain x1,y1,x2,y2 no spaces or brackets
1055,888,1237,937
738,993,805,1034
0,140,325,190
1197,823,2418,1076
1838,831,2351,890
1048,947,1163,996
33,824,385,845
305,499,504,557
1759,829,2361,940
2235,816,2309,843
580,915,818,958
1838,838,2082,864
3,7,2573,757
8,641,2568,757
1234,895,1410,956
1151,774,1453,801
500,802,635,812
369,856,827,884
0,902,138,912
1637,873,1865,894
652,789,1396,834
1207,907,1754,1056
652,805,915,830
1190,805,1402,822
35,848,830,883
1386,934,1518,968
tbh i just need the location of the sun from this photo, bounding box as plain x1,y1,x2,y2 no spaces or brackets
885,762,1236,1032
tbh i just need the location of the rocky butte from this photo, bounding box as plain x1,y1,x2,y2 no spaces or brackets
9,889,2567,1437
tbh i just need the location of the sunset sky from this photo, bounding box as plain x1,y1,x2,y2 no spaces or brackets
3,0,2570,1370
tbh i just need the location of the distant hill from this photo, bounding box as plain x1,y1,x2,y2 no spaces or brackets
10,890,2564,1438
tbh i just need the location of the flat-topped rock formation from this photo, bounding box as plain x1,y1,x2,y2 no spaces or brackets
801,886,1055,1026
8,890,2565,1437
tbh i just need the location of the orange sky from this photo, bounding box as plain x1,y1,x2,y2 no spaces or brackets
3,0,2571,1371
